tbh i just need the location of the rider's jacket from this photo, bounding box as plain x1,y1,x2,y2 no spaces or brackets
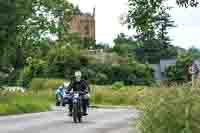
67,80,90,93
56,86,66,96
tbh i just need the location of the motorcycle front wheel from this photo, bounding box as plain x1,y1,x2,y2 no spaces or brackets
73,103,82,123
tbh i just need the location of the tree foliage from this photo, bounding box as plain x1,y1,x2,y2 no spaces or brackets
113,33,177,63
113,33,140,56
0,0,74,72
128,0,198,34
46,46,89,78
136,39,177,63
81,63,153,85
127,0,184,63
166,53,193,81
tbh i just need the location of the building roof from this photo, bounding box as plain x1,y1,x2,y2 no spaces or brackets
160,59,176,73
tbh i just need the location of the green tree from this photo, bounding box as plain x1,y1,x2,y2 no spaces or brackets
128,0,198,34
156,7,175,46
114,33,136,45
2,0,71,80
82,38,96,49
94,42,110,49
46,46,89,78
127,2,178,63
113,33,140,56
0,0,22,69
166,53,193,81
0,0,75,82
72,6,83,15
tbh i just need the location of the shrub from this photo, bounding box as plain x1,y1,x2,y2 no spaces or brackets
91,86,145,106
46,46,90,78
95,73,109,85
112,82,124,90
166,53,193,81
29,78,47,91
42,79,65,90
29,78,65,91
86,63,154,85
42,45,154,85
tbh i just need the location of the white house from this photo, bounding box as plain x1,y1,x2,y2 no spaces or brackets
150,59,176,81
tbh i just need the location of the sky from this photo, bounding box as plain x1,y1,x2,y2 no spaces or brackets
70,0,200,49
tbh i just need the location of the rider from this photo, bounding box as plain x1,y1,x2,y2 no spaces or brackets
191,60,200,88
55,82,69,106
67,71,90,116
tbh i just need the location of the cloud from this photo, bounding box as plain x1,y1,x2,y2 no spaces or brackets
169,5,200,49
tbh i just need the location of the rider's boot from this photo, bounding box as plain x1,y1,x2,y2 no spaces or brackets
82,102,88,116
68,104,73,116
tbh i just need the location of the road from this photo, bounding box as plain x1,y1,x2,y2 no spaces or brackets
0,108,139,133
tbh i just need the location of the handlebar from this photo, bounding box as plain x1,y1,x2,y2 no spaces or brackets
74,91,86,95
66,91,87,95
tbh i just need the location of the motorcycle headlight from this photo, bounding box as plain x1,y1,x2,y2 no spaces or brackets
73,99,78,103
74,93,79,98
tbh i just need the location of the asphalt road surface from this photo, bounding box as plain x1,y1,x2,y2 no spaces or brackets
0,108,139,133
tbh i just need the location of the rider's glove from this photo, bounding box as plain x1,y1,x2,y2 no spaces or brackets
85,93,90,99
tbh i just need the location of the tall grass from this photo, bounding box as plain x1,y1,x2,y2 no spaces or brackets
137,86,200,133
0,90,54,116
91,85,147,106
29,78,65,91
91,83,200,133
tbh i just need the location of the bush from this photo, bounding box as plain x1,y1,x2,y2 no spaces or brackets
86,63,154,85
42,79,66,90
46,46,90,78
29,78,47,91
166,53,193,81
91,86,146,106
95,73,109,85
29,78,65,91
40,45,154,85
112,82,124,90
137,87,200,133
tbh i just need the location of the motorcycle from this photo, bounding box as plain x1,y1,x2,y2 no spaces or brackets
72,91,86,123
55,87,71,107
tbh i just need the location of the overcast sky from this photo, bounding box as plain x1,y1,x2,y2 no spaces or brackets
70,0,200,49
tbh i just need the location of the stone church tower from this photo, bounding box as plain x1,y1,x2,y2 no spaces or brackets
69,8,96,41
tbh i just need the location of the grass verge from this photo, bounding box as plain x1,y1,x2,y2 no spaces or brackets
91,85,148,107
0,90,54,116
